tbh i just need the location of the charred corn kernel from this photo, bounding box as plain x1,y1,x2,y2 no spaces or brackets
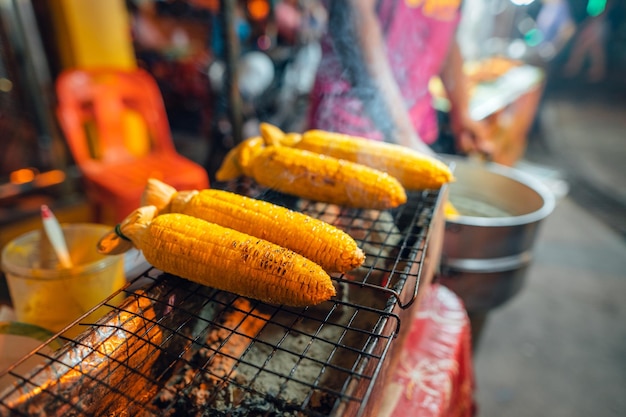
143,179,365,273
120,207,336,306
248,146,407,210
215,128,407,209
293,128,455,190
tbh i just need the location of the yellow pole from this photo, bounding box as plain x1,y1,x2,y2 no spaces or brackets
51,0,136,69
50,0,149,156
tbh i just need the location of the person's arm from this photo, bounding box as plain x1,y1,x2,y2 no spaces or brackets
439,38,492,156
346,0,433,154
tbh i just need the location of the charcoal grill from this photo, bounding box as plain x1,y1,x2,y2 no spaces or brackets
0,180,445,417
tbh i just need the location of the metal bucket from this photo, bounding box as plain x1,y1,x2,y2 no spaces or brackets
437,156,555,313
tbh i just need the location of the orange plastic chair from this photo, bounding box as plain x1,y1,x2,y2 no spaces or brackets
56,67,209,224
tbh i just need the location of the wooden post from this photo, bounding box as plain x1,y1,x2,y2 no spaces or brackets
220,0,244,145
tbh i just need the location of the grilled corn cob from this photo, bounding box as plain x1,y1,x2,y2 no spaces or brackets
248,145,407,209
259,122,286,146
215,143,244,181
215,136,407,209
444,200,460,219
117,206,336,306
142,179,365,273
259,123,455,190
215,136,266,181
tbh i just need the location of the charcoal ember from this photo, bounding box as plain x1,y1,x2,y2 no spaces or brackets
153,298,271,416
151,297,349,416
201,395,309,417
0,274,222,417
0,292,162,417
1,182,437,417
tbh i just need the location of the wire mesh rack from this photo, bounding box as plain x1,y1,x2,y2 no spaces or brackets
0,180,443,417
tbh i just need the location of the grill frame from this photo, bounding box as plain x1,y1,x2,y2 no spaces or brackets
0,182,444,417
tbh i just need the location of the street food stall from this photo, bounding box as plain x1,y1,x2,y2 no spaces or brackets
0,1,555,416
0,160,459,416
0,124,555,416
431,56,545,167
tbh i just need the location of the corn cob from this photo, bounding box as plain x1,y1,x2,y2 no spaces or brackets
117,206,336,306
259,122,302,147
142,179,365,273
215,136,266,181
259,123,455,190
247,145,407,209
215,143,244,181
259,122,285,146
444,200,460,219
215,135,407,209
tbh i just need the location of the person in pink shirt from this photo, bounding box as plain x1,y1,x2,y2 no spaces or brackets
307,0,491,156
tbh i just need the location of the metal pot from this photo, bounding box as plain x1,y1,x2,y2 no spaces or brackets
437,156,555,313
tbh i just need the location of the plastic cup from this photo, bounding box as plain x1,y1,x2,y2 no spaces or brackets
1,223,125,335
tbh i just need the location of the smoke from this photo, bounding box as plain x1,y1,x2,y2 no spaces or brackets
326,2,396,142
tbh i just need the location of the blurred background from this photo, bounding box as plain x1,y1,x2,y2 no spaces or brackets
0,0,624,228
0,0,624,415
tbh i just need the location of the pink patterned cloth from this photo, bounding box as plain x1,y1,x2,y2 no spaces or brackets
308,0,461,144
378,283,476,417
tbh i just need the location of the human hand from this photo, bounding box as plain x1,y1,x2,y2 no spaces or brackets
450,111,493,158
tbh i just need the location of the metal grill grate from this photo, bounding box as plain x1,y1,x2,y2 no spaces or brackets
0,182,443,417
